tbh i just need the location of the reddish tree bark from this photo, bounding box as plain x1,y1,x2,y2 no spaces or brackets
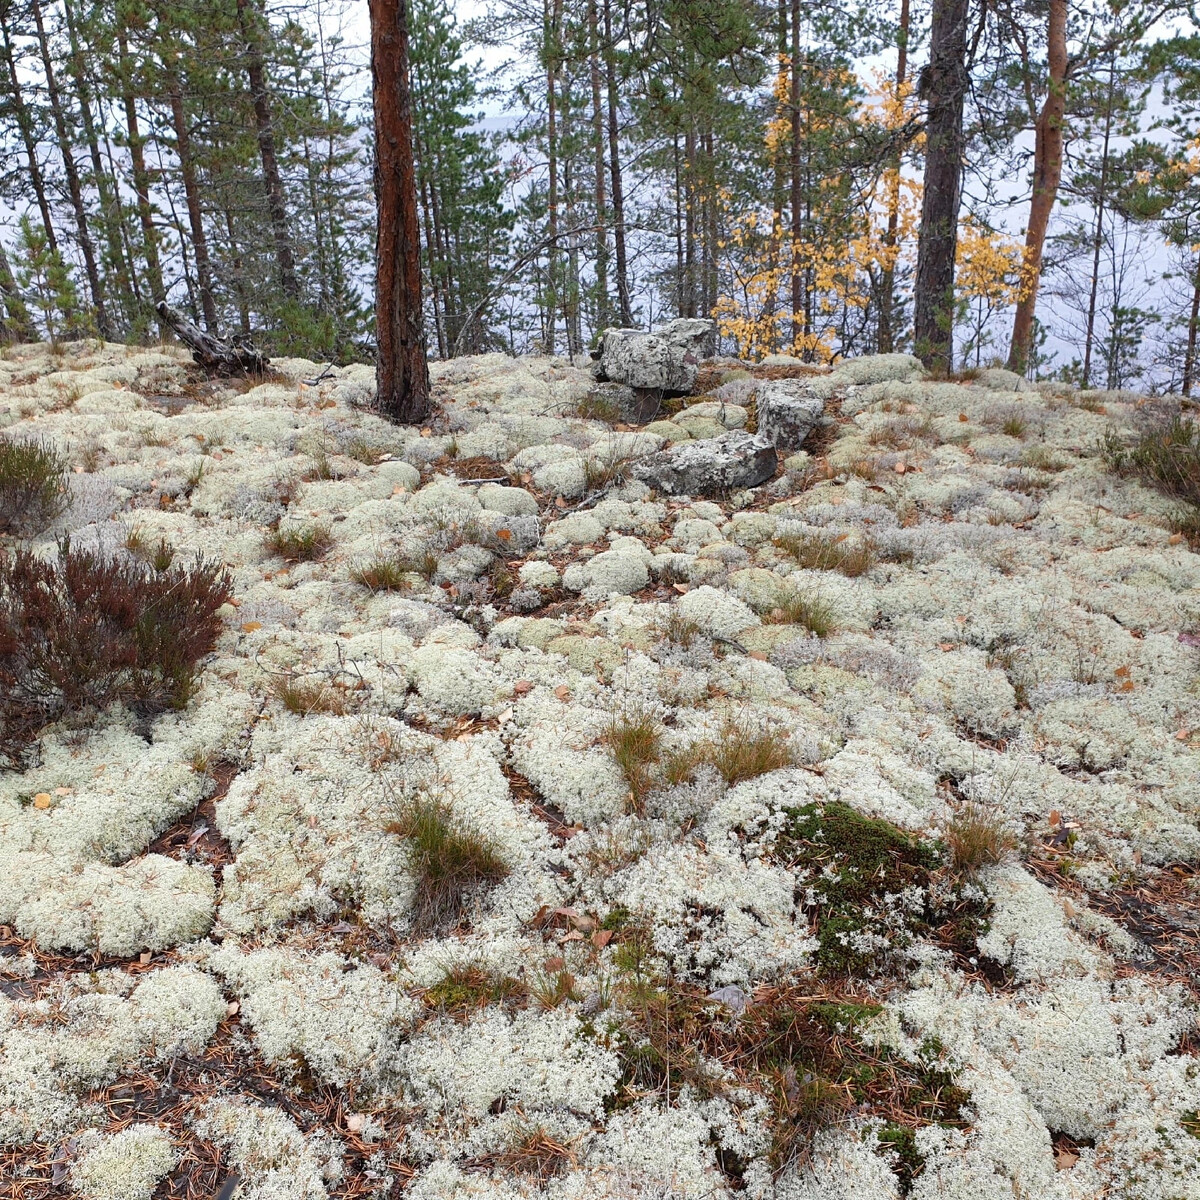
370,0,429,424
1007,0,1067,374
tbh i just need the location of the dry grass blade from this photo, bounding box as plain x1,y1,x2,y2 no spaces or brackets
947,803,1016,877
774,532,875,578
264,522,333,562
385,794,509,934
604,708,662,814
762,590,836,636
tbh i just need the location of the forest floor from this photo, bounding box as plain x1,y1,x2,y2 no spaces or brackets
2,339,1199,1200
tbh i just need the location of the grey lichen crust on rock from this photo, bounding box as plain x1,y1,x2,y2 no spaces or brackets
593,317,716,395
755,379,827,450
632,428,777,495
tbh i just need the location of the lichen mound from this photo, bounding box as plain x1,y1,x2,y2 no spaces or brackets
0,342,1197,1199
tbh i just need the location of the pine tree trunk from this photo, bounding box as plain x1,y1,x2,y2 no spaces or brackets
117,25,166,323
544,0,562,355
913,0,968,371
789,0,803,349
1007,0,1067,375
236,0,299,301
878,0,910,354
1183,256,1200,398
165,64,218,331
0,5,58,254
673,136,685,314
63,0,132,334
370,0,429,423
31,0,108,336
1081,59,1115,390
589,0,609,330
602,0,632,325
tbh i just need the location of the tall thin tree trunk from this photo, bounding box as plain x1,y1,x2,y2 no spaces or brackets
164,62,218,331
369,0,429,422
117,25,166,325
673,137,685,314
1007,0,1066,374
703,127,718,319
589,0,609,330
63,0,132,334
1183,256,1200,397
683,125,697,318
603,0,631,324
30,0,108,335
789,0,803,349
878,0,910,353
222,206,252,336
1082,58,1116,390
544,0,562,355
0,4,58,252
913,0,969,371
236,0,299,301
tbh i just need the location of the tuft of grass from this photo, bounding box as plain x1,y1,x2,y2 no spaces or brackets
946,803,1015,878
264,522,333,562
529,967,581,1010
350,557,414,592
666,715,796,788
658,610,702,647
1000,415,1027,437
1103,413,1200,509
774,532,875,577
604,708,663,814
344,438,389,466
583,451,633,492
385,794,510,934
422,964,524,1015
762,590,836,636
271,676,351,716
0,436,68,535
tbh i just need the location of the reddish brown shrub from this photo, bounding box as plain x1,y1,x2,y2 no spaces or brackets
0,540,232,763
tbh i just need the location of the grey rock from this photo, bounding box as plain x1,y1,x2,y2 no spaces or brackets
706,984,748,1013
593,317,717,395
632,430,777,496
756,379,826,450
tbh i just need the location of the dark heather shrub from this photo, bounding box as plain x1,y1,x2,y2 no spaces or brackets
0,540,232,764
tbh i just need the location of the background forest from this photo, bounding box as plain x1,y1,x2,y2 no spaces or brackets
1,0,1199,388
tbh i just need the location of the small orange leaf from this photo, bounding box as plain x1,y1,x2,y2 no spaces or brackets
513,680,533,695
958,412,969,422
672,582,689,593
894,461,907,474
1169,532,1184,545
1048,810,1061,826
32,792,52,809
554,685,571,701
592,929,613,948
1115,665,1130,678
1177,729,1191,741
938,642,954,652
241,621,262,633
748,650,769,661
496,528,512,541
